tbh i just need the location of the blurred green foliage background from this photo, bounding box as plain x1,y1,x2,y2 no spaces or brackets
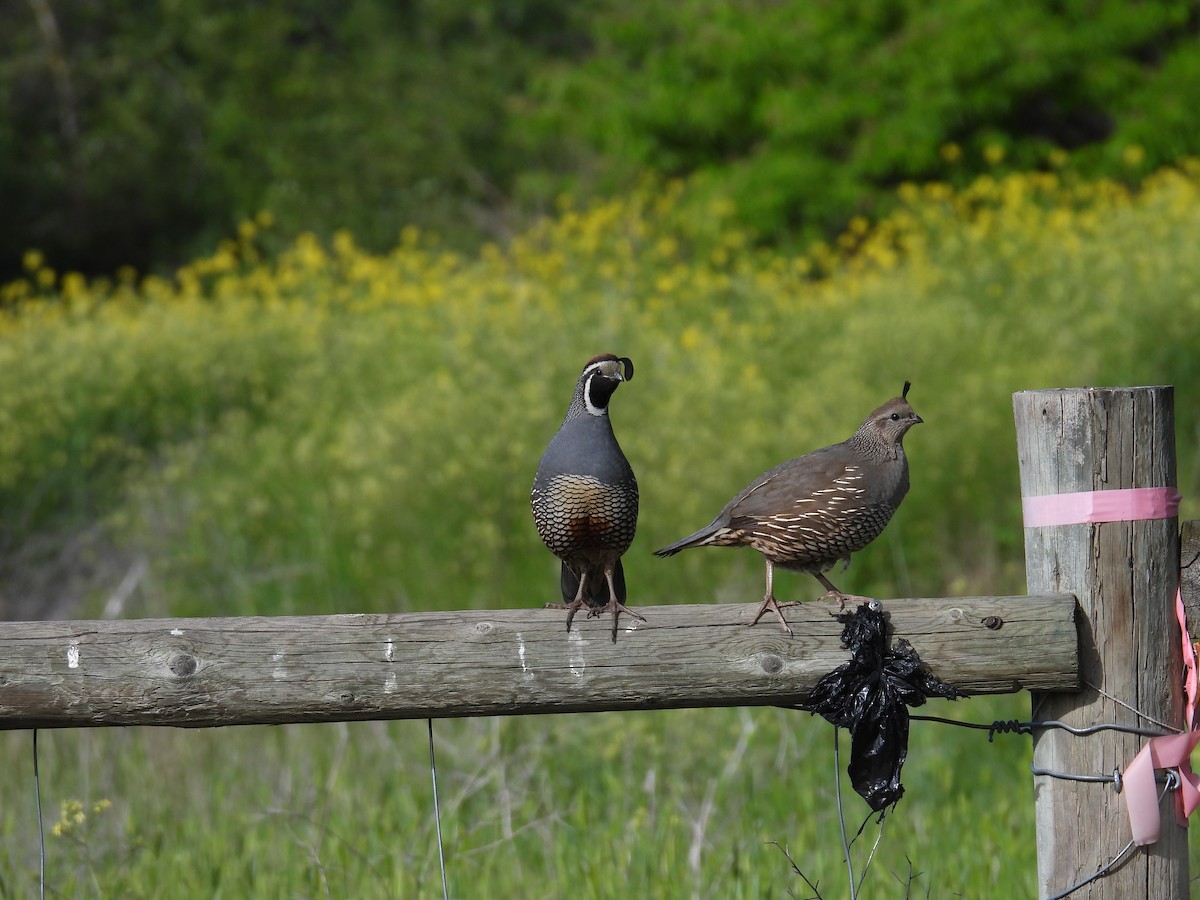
3,0,1200,276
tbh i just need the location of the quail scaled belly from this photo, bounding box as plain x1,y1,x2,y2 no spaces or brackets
531,354,643,642
654,383,922,634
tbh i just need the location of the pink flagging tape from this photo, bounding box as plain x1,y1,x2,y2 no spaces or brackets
1177,587,1199,732
1126,587,1198,844
1125,731,1200,846
1021,487,1182,527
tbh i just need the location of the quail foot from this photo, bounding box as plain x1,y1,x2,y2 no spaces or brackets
655,383,922,634
532,354,643,642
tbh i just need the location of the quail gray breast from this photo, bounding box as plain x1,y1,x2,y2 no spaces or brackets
654,383,922,634
531,354,642,641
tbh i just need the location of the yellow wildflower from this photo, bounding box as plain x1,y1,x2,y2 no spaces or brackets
1122,144,1145,168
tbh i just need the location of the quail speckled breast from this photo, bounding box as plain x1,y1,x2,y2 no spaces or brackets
655,383,922,634
531,354,643,641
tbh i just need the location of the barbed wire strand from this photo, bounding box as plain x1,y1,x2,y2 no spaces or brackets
33,729,45,900
1085,680,1180,732
1030,765,1179,791
1047,838,1138,900
908,715,1171,741
427,718,449,900
1031,766,1125,787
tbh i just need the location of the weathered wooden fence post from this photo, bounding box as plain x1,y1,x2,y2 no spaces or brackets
1014,386,1185,899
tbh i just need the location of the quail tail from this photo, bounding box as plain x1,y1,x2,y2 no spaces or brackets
653,521,724,558
559,559,625,607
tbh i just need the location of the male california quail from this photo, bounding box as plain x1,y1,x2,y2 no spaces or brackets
654,383,922,634
531,354,643,641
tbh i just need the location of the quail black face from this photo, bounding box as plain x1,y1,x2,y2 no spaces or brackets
581,355,634,415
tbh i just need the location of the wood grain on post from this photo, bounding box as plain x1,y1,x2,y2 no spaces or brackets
1014,386,1185,899
0,595,1076,730
1181,520,1200,642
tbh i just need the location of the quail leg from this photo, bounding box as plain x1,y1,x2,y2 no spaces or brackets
544,569,592,633
813,573,873,610
748,559,794,635
586,563,646,643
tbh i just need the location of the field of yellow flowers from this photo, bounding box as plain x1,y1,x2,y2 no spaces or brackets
1,165,1199,895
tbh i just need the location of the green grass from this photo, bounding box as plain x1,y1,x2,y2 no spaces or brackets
2,165,1200,895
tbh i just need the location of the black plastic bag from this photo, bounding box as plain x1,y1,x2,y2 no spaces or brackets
798,602,959,811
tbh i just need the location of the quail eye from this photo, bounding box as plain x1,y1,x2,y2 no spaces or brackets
890,413,900,421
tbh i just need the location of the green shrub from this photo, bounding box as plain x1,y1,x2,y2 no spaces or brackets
519,0,1200,242
5,0,1200,280
0,0,594,276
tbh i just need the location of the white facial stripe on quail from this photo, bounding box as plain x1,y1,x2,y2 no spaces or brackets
583,374,603,415
581,359,618,379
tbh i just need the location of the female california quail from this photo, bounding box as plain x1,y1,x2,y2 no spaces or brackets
531,354,643,642
654,383,922,634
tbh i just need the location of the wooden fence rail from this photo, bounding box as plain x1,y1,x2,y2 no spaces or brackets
0,595,1076,730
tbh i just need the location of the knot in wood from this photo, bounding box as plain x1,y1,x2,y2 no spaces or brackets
982,615,1004,631
168,653,197,677
760,653,784,675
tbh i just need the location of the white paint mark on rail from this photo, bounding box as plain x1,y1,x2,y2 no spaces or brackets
66,643,80,669
517,633,532,678
383,639,398,692
169,628,184,636
272,650,286,679
568,629,586,679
